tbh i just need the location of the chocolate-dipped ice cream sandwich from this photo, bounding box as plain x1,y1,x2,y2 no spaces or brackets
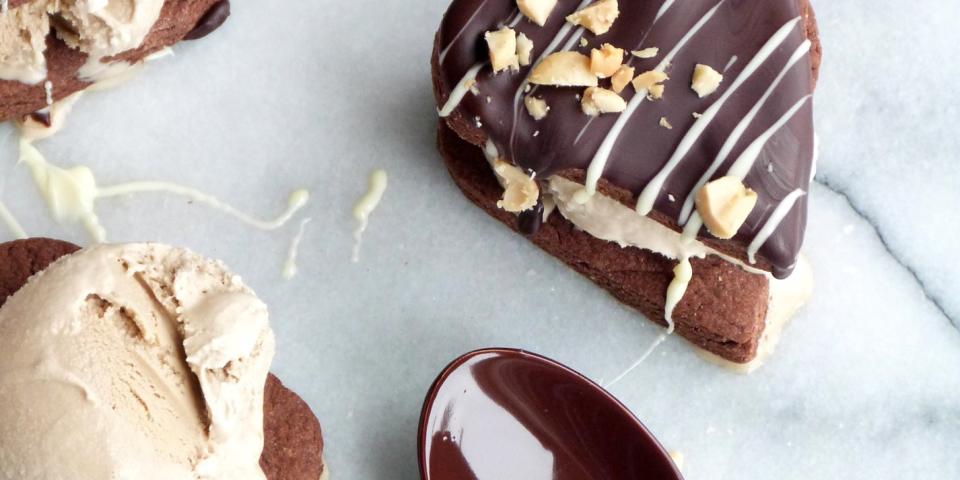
0,0,231,123
0,238,326,480
432,0,820,366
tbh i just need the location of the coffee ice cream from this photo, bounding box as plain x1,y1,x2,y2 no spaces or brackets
0,243,275,479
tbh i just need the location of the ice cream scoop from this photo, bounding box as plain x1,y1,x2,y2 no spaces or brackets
0,243,274,479
418,348,684,480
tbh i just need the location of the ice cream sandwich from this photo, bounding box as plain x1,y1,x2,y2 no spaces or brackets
432,0,820,366
0,0,231,122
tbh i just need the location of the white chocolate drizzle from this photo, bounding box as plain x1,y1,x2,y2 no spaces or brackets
635,16,803,216
748,189,805,264
352,169,388,263
678,39,812,225
603,333,667,388
44,80,53,106
14,96,309,242
0,200,27,239
283,218,312,280
439,0,492,65
664,255,692,333
681,94,811,242
727,94,811,179
575,1,725,205
438,62,486,118
506,9,523,28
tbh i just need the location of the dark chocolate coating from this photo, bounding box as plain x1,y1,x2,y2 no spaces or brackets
184,0,231,40
419,349,683,480
435,0,820,278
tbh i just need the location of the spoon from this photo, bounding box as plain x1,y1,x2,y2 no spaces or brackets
419,348,684,480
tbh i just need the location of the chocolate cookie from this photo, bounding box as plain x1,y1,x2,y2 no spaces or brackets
0,238,326,480
0,0,230,122
439,122,768,362
0,237,79,304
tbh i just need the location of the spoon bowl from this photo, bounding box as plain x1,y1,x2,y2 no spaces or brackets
419,348,684,480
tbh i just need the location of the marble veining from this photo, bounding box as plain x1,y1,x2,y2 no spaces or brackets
815,177,958,332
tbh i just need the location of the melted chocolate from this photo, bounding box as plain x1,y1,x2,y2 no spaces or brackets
184,0,231,41
29,111,52,127
436,0,817,278
518,198,545,235
419,349,683,480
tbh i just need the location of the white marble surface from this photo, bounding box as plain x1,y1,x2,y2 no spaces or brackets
1,0,958,478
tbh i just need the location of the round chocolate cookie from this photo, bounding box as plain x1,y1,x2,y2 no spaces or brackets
0,238,80,305
0,238,326,480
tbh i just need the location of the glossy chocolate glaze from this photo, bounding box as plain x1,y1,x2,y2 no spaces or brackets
419,349,683,480
436,0,817,278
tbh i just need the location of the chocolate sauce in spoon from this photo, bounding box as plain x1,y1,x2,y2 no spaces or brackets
419,349,683,480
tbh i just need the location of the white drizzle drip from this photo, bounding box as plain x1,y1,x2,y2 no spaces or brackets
603,333,667,388
352,169,388,263
282,218,312,280
664,255,692,333
17,136,309,242
635,16,803,216
0,201,27,239
438,0,492,65
678,39,812,225
748,189,805,264
438,62,485,118
44,80,53,106
574,1,725,205
98,182,309,230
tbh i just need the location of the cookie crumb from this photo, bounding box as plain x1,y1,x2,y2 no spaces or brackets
659,117,673,129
